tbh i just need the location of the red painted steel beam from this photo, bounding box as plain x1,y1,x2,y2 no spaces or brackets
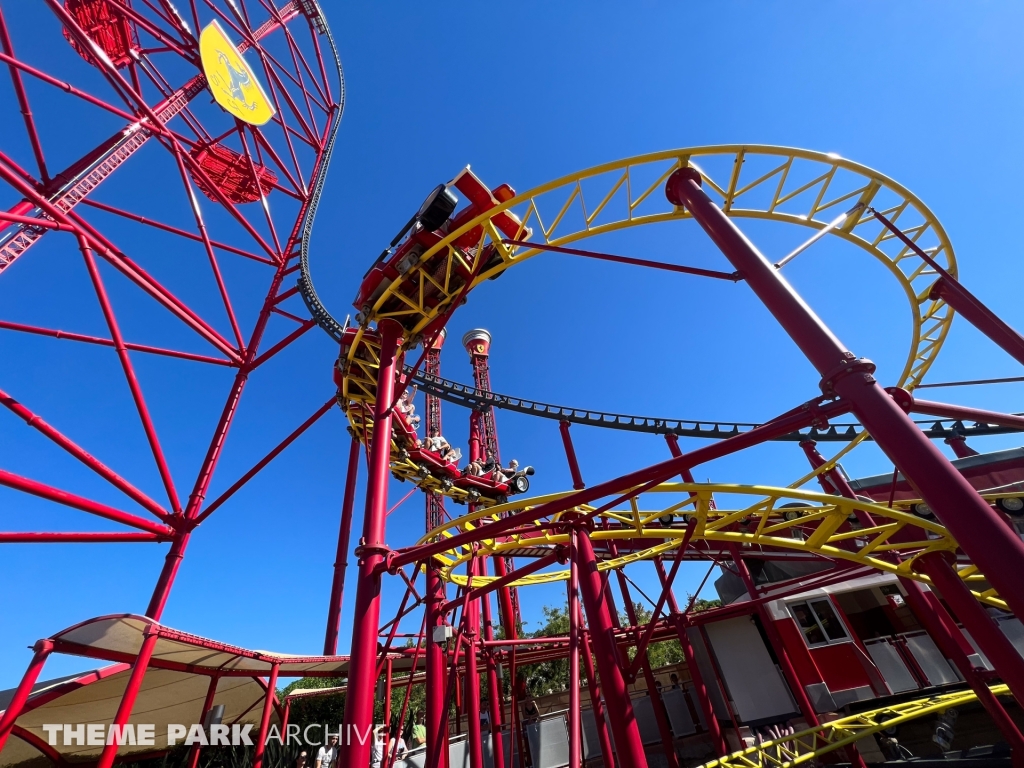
0,6,48,182
611,560,679,768
376,583,419,677
0,49,138,123
79,198,275,266
385,624,427,768
0,387,171,520
0,469,175,536
576,529,648,768
909,397,1024,432
0,532,166,543
95,629,160,768
728,543,819,727
580,624,615,768
79,237,182,513
559,420,586,490
481,637,571,647
567,530,582,768
0,640,52,753
147,186,328,619
0,211,72,230
503,239,742,281
188,676,220,768
0,319,235,366
195,397,337,525
0,157,241,362
440,551,561,615
916,553,1024,703
666,166,1024,629
478,561,506,768
652,558,727,756
252,664,280,768
902,581,1024,749
872,206,1024,375
389,397,853,571
425,563,447,768
339,319,403,768
48,0,283,263
166,144,246,349
627,519,697,679
464,558,485,768
324,436,361,656
946,434,979,458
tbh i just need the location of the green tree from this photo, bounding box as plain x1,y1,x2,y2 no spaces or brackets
518,604,578,697
279,677,346,736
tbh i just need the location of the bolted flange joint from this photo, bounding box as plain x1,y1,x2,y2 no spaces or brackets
818,356,876,398
554,544,571,565
665,166,703,207
909,549,956,575
884,386,914,413
354,541,392,569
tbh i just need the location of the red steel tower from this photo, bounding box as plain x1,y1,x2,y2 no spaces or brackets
425,330,447,533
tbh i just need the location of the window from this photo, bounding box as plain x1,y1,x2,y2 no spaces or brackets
789,598,849,647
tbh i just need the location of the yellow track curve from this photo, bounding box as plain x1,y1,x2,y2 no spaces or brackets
694,684,1009,768
337,146,958,506
417,483,1009,610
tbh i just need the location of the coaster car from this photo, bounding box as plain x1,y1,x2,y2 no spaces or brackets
352,167,531,328
452,465,535,504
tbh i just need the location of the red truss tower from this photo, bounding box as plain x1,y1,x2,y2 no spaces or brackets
424,330,447,534
462,329,520,633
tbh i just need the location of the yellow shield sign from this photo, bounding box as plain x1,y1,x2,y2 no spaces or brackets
199,20,276,126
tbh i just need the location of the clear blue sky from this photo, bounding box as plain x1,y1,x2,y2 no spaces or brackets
2,1,1024,689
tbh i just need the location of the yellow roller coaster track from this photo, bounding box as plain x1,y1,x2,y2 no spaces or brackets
694,683,1009,768
337,145,957,506
417,483,1009,611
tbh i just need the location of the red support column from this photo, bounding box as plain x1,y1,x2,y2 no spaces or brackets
425,561,448,768
339,319,403,768
652,558,727,757
493,557,519,642
613,569,679,768
581,626,616,768
96,629,160,768
559,421,586,490
867,206,1024,370
576,528,649,768
465,558,485,768
946,434,979,458
929,276,1024,368
324,435,361,655
800,439,1024,749
509,648,526,768
666,168,1024,634
916,553,1024,704
903,579,1024,751
188,676,220,768
726,544,819,729
384,658,393,732
469,411,483,465
479,561,506,768
568,530,582,768
0,640,52,753
253,663,280,768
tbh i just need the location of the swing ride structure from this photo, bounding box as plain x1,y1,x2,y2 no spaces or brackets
4,3,1024,768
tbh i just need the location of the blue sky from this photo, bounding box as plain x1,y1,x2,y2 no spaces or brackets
2,1,1024,689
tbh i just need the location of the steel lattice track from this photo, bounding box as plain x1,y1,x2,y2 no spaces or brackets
694,684,1008,768
404,367,1022,442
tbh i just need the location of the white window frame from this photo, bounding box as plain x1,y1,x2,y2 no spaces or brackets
787,596,851,649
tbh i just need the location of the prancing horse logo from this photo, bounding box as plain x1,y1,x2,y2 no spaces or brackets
216,52,255,111
199,20,275,126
